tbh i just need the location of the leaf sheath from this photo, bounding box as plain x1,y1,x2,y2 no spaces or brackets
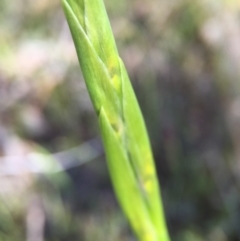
62,0,170,240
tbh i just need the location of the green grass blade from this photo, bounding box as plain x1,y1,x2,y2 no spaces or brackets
99,107,158,241
62,0,170,240
119,59,169,239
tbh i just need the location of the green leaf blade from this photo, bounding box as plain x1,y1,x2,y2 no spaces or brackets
63,0,121,127
99,107,158,241
61,0,170,240
119,58,170,240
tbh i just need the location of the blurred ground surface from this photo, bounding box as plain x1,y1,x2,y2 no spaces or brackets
0,0,240,240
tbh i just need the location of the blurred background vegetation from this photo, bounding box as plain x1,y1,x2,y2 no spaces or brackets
0,0,240,240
